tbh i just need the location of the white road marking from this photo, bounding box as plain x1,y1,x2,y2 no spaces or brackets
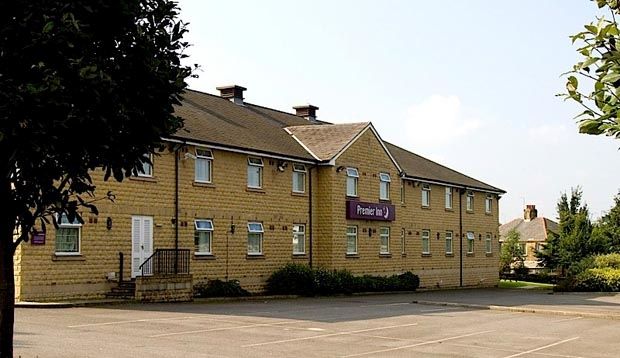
501,337,580,358
358,302,411,308
68,316,198,328
242,322,419,347
149,320,303,338
420,308,453,313
449,342,586,358
340,330,495,357
307,328,325,331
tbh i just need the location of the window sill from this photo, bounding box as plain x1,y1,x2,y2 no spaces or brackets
193,182,215,189
52,254,85,261
379,253,392,258
421,206,431,210
485,253,493,257
445,253,454,257
466,253,475,257
379,199,391,204
129,176,157,183
401,253,407,258
194,254,216,260
291,191,307,197
444,208,454,212
246,254,265,259
246,187,265,194
485,212,493,216
345,253,359,259
421,253,432,258
346,195,359,200
292,253,307,259
466,210,474,214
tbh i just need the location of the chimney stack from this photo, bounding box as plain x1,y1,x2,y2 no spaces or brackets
217,85,246,105
293,104,319,121
523,204,538,221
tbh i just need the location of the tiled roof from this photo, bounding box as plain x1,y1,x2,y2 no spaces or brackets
499,217,559,242
285,122,370,161
171,89,317,160
384,142,505,193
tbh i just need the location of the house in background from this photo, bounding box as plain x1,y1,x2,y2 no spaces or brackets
499,205,558,273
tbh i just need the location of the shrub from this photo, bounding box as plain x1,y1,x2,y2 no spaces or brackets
574,268,620,292
266,264,419,296
193,279,251,298
593,253,620,269
266,263,315,296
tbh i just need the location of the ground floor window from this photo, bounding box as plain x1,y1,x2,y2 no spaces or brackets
485,233,492,253
55,214,81,255
401,228,406,254
293,224,305,254
194,219,213,255
247,222,264,255
422,230,430,254
379,227,390,254
467,231,475,254
346,226,358,254
445,231,453,254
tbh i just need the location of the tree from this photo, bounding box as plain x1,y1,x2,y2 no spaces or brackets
561,0,620,138
0,1,195,355
591,190,620,252
499,229,525,275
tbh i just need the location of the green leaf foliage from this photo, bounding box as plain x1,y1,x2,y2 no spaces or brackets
499,229,525,273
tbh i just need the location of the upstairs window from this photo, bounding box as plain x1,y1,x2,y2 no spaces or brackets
292,164,306,193
421,184,431,207
194,219,213,255
138,154,153,177
247,157,263,189
247,222,264,255
445,187,453,209
485,194,493,214
379,173,391,200
195,148,213,183
466,191,474,211
55,214,82,255
346,168,359,197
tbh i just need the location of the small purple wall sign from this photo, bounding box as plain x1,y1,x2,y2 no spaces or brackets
31,230,46,245
346,201,395,221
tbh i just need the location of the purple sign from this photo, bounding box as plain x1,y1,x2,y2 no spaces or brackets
346,201,395,221
31,231,46,245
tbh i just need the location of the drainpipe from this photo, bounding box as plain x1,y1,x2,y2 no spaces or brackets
459,188,464,287
174,146,180,274
308,165,314,268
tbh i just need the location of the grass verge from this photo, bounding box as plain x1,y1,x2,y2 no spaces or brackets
498,280,554,290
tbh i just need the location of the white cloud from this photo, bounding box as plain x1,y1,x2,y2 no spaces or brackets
405,95,482,148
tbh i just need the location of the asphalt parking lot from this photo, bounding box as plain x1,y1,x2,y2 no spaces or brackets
14,289,620,357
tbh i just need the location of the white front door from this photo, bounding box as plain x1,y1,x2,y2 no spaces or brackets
131,216,153,278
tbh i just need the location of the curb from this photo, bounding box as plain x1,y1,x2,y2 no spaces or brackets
16,299,137,309
411,299,620,320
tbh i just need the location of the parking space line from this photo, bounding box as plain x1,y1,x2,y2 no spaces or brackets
149,320,303,338
68,316,198,328
501,337,580,358
242,322,419,347
552,317,583,323
420,308,454,313
448,342,585,358
340,330,495,357
358,302,411,308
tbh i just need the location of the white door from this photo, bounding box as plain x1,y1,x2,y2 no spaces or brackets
131,216,153,278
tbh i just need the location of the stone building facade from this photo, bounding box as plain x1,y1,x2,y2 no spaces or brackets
14,86,505,301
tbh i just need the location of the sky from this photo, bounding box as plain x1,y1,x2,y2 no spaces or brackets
178,0,620,223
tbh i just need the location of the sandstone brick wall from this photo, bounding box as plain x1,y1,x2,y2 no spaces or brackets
135,275,193,302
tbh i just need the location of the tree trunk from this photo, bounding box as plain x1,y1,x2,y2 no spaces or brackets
0,175,15,357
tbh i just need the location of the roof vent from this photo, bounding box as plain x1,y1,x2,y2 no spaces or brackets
524,204,538,222
293,104,319,121
217,85,246,105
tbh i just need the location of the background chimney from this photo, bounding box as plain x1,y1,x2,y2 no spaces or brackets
523,204,538,221
217,85,246,105
293,104,319,121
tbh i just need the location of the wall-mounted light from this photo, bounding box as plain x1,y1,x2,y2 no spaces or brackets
106,217,113,230
436,232,440,240
336,166,346,173
277,160,288,172
230,224,235,234
478,234,482,241
368,227,372,237
183,152,197,160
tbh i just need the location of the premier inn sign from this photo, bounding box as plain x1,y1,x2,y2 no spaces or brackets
346,201,395,221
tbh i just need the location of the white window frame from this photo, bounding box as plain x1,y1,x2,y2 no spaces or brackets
379,173,391,200
346,168,359,197
467,231,475,254
194,219,214,255
247,157,264,189
247,222,264,255
445,187,453,209
422,230,430,255
138,154,153,177
346,226,358,254
401,228,406,254
292,224,306,254
400,179,405,204
466,191,474,211
445,231,453,254
485,194,493,214
292,164,306,193
485,232,492,254
195,148,214,183
421,184,431,207
379,227,390,254
55,213,82,255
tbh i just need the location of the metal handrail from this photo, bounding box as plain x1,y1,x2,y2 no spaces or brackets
139,248,190,276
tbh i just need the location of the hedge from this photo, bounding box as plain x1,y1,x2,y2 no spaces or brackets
266,263,419,296
574,268,620,292
193,279,251,298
